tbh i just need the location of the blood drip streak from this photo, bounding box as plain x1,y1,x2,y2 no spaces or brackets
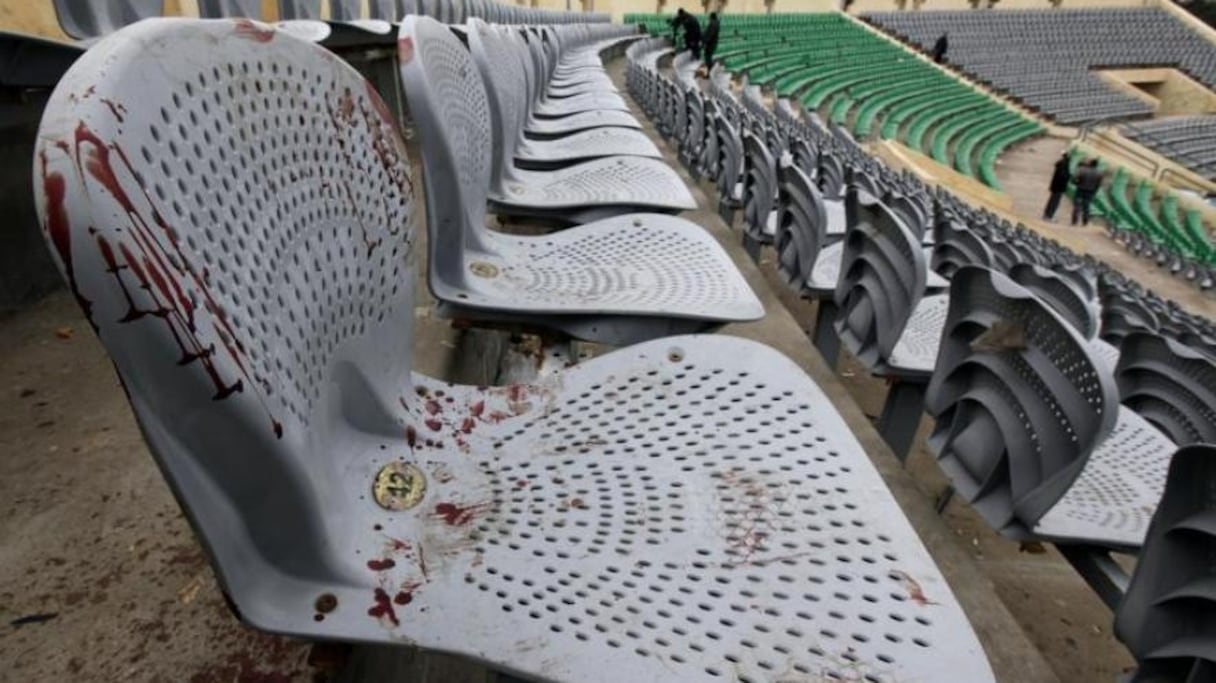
69,122,281,436
39,150,94,328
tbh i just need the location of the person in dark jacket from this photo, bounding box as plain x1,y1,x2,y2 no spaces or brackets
931,33,948,64
1071,158,1104,226
681,10,702,60
1042,152,1071,221
703,12,721,69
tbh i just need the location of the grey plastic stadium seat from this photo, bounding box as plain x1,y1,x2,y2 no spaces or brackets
1008,263,1101,340
1100,280,1161,346
52,0,163,41
741,128,778,259
1115,444,1216,683
402,19,691,224
399,16,760,343
35,21,997,682
926,267,1174,548
931,219,995,279
329,0,394,35
834,195,948,379
198,0,330,42
773,155,850,367
834,193,949,458
467,22,660,168
1116,332,1216,445
713,109,744,224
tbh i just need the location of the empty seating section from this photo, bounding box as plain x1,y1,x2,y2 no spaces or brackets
629,31,1216,678
1069,149,1216,268
1123,115,1216,181
865,9,1216,125
628,12,1042,191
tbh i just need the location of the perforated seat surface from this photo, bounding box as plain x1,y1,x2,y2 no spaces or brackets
525,110,642,135
1088,337,1122,373
808,240,844,293
1034,407,1175,548
367,335,997,683
534,91,629,117
516,126,661,163
494,157,696,212
444,214,762,321
824,197,847,237
887,294,950,374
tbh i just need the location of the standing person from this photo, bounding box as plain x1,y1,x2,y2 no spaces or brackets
703,12,721,70
682,10,703,60
1071,158,1104,227
931,32,948,64
668,8,685,44
1042,152,1071,221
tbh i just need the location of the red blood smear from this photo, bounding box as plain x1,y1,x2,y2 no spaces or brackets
424,419,442,432
366,558,396,571
39,151,93,327
424,400,441,415
405,426,418,448
470,400,485,418
487,411,510,424
459,417,475,434
387,537,411,552
233,18,275,43
68,122,281,435
100,98,126,123
433,502,488,526
507,385,526,402
392,591,413,606
367,588,398,626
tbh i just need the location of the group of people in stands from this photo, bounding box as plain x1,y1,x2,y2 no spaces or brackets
669,8,720,74
1044,152,1104,226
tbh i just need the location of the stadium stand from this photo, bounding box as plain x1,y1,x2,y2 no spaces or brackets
864,8,1216,125
1123,115,1216,181
627,12,1042,191
30,13,1007,682
1065,149,1216,269
628,36,1216,679
11,1,1216,679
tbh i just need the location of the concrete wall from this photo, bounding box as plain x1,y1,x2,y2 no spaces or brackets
0,94,64,315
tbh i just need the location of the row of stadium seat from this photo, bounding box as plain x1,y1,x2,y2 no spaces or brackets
29,12,1016,683
1123,115,1216,181
630,38,1216,683
626,12,1042,191
1068,151,1216,269
864,8,1216,125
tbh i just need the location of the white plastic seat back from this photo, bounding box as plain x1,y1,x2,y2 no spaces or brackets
925,267,1119,538
397,15,493,280
466,20,524,192
35,17,416,634
53,0,163,40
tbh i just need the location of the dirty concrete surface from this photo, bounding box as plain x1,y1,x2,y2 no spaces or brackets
0,45,1172,683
